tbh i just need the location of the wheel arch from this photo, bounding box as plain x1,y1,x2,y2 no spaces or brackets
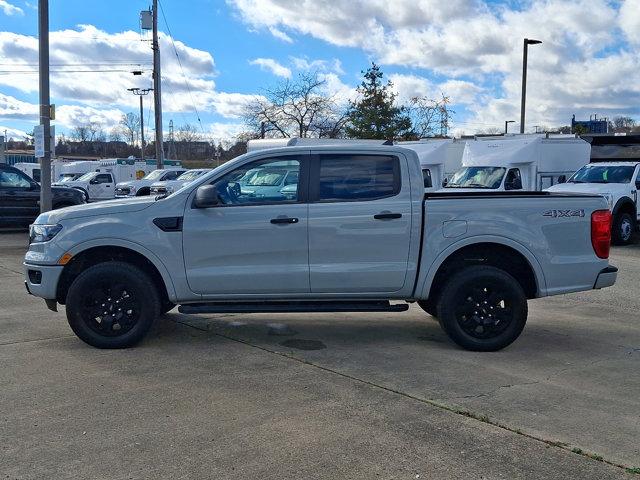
612,197,636,218
418,237,545,304
56,240,177,305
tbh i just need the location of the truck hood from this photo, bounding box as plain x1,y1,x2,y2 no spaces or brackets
53,180,87,189
35,196,156,224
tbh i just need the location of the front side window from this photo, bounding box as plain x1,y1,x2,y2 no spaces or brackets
505,168,522,190
317,154,400,202
0,170,32,188
211,157,300,205
163,170,183,181
95,174,112,184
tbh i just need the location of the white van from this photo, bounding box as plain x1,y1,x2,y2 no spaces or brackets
397,139,465,191
441,135,590,192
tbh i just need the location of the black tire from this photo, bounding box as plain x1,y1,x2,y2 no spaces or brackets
612,212,634,246
417,300,438,318
136,187,151,196
436,266,528,352
65,261,160,349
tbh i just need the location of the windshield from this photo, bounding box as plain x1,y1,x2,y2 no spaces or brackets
568,165,635,184
143,170,165,181
177,170,206,181
245,169,287,186
58,174,80,182
446,167,506,189
76,171,97,182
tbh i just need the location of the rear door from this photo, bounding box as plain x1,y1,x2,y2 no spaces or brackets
308,152,413,294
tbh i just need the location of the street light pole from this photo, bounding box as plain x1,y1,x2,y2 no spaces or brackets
38,0,52,212
520,38,542,134
505,120,515,134
127,88,152,162
152,0,164,169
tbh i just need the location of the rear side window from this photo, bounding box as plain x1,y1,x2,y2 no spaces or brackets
422,168,432,188
317,154,400,202
95,174,112,184
163,170,182,181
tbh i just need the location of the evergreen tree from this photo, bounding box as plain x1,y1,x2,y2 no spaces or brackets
346,63,413,140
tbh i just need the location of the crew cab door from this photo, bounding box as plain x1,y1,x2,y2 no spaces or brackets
308,152,413,294
88,173,114,200
182,154,310,296
0,168,40,227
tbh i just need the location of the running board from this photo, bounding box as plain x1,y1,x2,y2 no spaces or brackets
178,300,409,314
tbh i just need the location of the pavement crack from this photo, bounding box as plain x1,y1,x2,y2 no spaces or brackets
0,334,76,346
206,329,632,474
0,263,22,276
448,381,541,399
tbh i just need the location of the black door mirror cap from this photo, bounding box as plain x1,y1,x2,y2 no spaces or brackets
194,185,220,208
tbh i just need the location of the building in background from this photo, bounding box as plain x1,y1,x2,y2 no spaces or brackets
572,114,608,134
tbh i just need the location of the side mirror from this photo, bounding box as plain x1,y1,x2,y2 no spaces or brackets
442,178,449,187
558,175,567,184
193,185,220,208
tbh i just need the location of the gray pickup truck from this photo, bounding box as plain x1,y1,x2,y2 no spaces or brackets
24,142,617,351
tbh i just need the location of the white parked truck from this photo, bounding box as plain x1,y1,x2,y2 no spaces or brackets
397,139,464,191
53,159,154,201
115,168,187,198
442,135,590,192
149,169,211,196
547,161,640,245
25,140,617,352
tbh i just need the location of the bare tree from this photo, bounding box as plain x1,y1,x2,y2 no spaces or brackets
120,112,140,145
71,125,90,143
407,93,455,138
244,72,347,138
176,123,202,159
109,127,123,142
609,116,637,133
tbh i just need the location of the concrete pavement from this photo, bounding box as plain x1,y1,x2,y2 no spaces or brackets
1,231,637,479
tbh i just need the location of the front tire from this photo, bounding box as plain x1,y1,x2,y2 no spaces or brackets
65,262,160,348
612,212,634,246
436,266,528,352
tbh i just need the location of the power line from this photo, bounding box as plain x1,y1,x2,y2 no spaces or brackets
158,0,206,134
0,69,151,74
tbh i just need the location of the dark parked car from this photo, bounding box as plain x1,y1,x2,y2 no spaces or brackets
0,163,86,228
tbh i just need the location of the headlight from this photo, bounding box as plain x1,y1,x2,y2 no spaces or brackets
165,186,174,194
29,224,63,244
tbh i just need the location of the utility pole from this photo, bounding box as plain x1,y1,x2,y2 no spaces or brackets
152,0,164,168
38,0,52,212
520,38,542,134
127,88,152,161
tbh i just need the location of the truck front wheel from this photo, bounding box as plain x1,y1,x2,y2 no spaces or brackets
436,266,528,351
612,212,634,246
65,261,160,348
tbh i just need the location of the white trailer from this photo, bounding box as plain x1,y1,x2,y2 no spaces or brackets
398,139,465,191
442,134,591,192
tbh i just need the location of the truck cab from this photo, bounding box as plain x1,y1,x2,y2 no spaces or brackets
547,161,640,245
57,171,115,201
441,135,589,192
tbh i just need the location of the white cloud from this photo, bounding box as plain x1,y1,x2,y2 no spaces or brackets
229,0,640,128
290,57,344,75
249,57,292,78
0,0,23,16
0,93,38,120
268,27,293,43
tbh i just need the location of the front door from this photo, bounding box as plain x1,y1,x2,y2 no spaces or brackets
0,168,40,227
183,154,310,296
88,173,114,200
308,152,413,294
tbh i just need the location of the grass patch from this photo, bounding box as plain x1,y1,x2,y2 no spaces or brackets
626,467,640,475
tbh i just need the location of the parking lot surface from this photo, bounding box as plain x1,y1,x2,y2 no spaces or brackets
1,231,638,479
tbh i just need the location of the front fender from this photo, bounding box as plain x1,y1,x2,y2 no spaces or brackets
67,237,178,302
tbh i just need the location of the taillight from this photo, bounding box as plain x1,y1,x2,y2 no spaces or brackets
591,210,612,259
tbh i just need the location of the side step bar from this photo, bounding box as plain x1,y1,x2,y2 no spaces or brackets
178,300,409,315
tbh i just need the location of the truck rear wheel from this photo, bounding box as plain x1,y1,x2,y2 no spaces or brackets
436,266,527,351
65,261,160,349
612,212,634,246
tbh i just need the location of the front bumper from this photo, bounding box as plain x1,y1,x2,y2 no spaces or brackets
594,265,618,289
24,262,64,300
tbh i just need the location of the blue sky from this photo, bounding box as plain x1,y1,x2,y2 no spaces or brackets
0,0,639,142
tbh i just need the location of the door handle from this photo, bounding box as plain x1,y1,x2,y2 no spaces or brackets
374,212,402,220
270,217,299,224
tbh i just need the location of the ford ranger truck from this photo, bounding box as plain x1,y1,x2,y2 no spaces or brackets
24,142,618,352
547,162,640,245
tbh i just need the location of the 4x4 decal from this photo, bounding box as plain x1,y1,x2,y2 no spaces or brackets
542,209,585,218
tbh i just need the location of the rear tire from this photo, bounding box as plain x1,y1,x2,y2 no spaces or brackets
436,266,528,352
65,261,160,348
612,212,634,246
